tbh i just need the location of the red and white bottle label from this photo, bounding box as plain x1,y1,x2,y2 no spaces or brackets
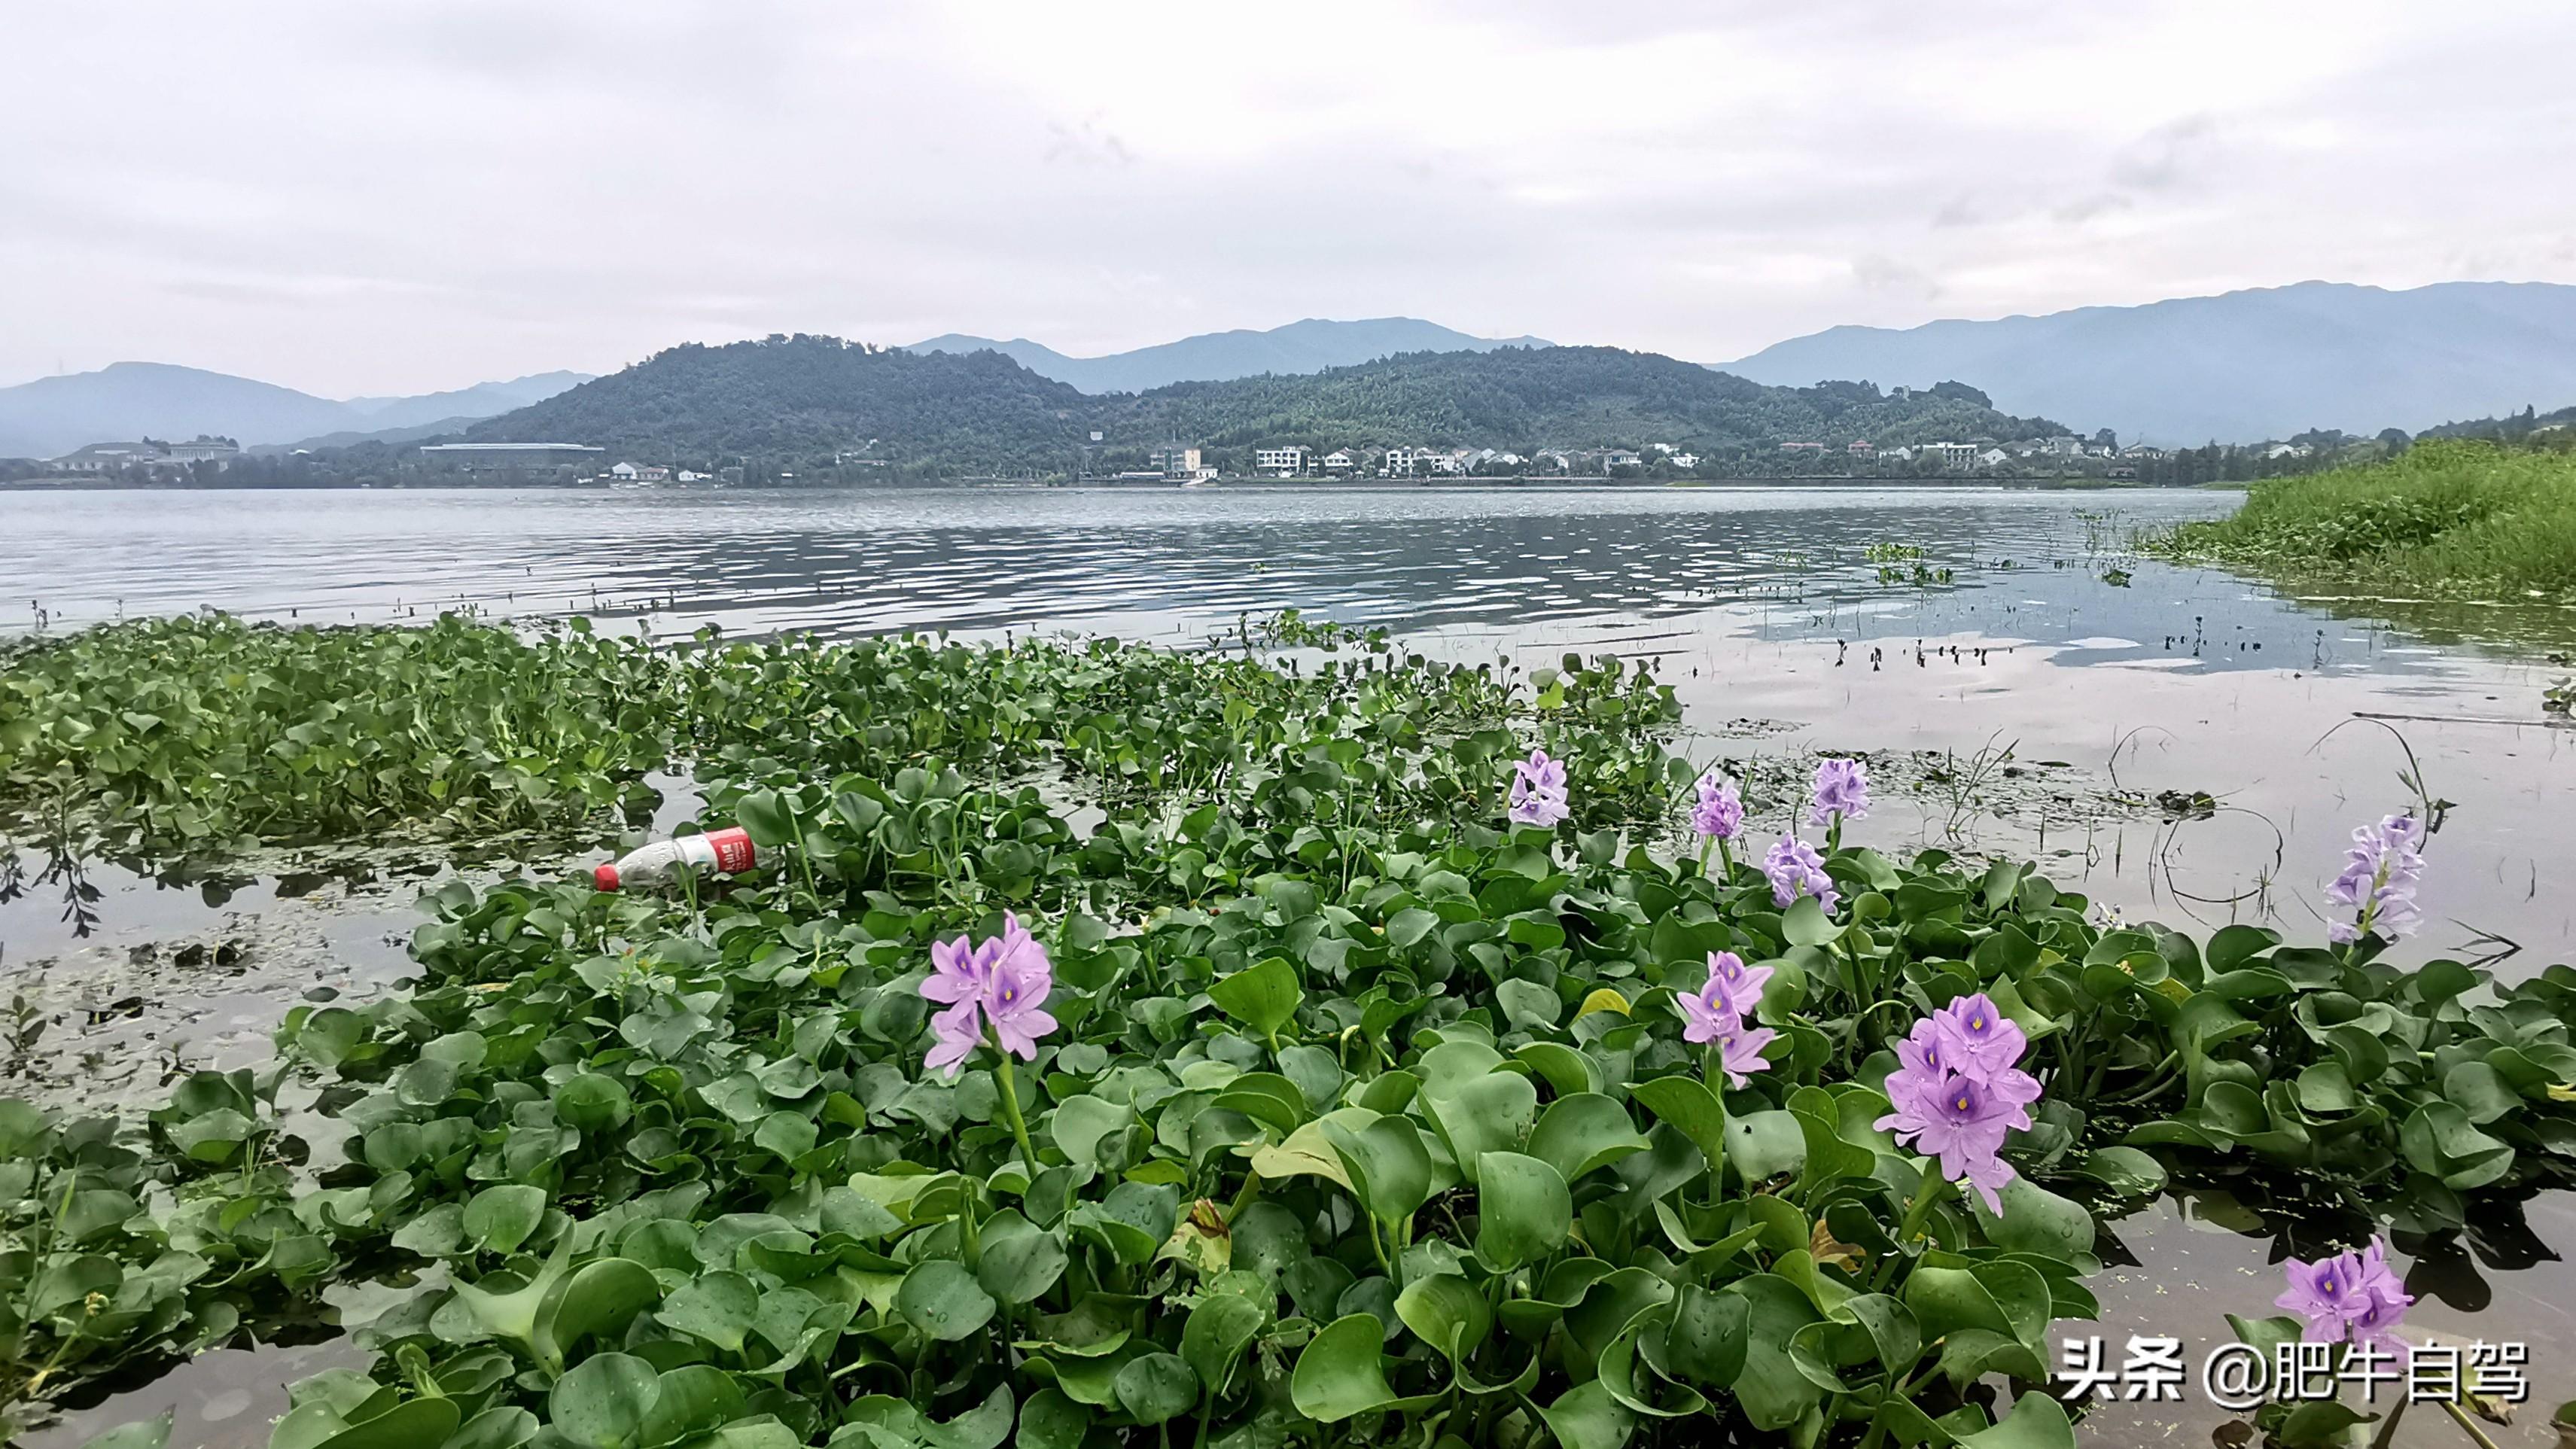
704,828,757,872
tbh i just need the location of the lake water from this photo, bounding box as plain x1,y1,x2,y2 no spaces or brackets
6,482,2576,1444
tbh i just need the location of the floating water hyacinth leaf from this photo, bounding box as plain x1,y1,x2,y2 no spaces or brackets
1473,1152,1572,1272
1422,1071,1538,1186
973,1210,1067,1304
1179,1293,1265,1398
464,1184,548,1256
1320,1113,1433,1225
1289,1314,1399,1423
1111,1353,1198,1426
73,1414,172,1449
897,1259,997,1341
1206,956,1302,1040
547,1352,657,1449
1525,1092,1652,1183
656,1271,758,1355
538,1258,662,1371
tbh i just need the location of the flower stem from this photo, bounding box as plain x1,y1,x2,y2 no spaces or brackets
1871,1167,1950,1291
2437,1400,2502,1449
1701,1049,1729,1201
992,1047,1041,1190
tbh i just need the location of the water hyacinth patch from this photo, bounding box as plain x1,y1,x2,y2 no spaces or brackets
2325,812,2427,944
1506,745,1570,826
14,613,2576,1449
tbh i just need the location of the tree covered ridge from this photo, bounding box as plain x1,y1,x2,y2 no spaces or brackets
465,334,2072,473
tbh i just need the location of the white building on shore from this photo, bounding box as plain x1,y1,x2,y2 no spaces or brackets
1253,446,1308,476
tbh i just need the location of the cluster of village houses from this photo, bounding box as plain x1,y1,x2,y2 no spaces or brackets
32,432,2325,485
1134,435,2312,481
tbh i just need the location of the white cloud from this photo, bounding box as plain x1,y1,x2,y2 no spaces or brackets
1,0,2571,393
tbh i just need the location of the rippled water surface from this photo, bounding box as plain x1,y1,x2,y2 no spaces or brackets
7,482,2576,1444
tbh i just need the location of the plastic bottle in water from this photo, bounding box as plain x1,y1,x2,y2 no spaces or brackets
592,826,758,891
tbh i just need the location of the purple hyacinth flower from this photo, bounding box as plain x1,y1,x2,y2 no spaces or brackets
924,998,983,1079
1878,998,2045,1215
2346,1283,2413,1359
1508,747,1571,827
1935,993,2029,1074
2275,1250,2373,1341
1676,952,1777,1087
1807,757,1871,828
1711,1022,1779,1088
917,912,1060,1075
1676,976,1733,1044
1762,836,1839,912
1691,771,1745,841
1894,1017,1956,1081
2356,1237,2404,1300
1676,951,1773,1040
922,928,998,1009
1874,1067,2020,1213
1707,950,1775,1011
2325,813,2426,944
984,933,1060,1061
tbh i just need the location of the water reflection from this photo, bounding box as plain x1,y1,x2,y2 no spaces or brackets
2085,1189,2573,1447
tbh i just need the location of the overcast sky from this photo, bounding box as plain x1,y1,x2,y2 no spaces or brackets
7,2,2574,397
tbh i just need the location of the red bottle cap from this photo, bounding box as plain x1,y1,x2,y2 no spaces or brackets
593,863,621,891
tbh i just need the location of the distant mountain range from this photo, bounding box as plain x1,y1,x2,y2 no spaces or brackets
0,363,592,459
467,336,2064,471
23,281,2576,464
901,317,1552,394
1718,281,2576,445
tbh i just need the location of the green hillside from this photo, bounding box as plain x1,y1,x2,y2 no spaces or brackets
463,334,2072,475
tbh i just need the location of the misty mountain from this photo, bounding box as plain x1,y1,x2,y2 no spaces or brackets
0,362,592,458
1716,281,2576,445
902,317,1552,394
340,371,593,431
258,416,486,455
467,335,2066,471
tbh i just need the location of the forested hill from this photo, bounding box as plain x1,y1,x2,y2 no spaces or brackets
464,339,1094,475
465,334,2070,472
1120,347,2063,454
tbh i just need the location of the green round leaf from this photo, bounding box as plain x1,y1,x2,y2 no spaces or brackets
1474,1151,1571,1272
553,1073,634,1133
1208,957,1304,1037
463,1184,548,1256
549,1352,658,1449
1112,1352,1198,1426
1180,1293,1266,1398
898,1259,997,1341
1015,1387,1089,1449
976,1210,1069,1305
658,1271,759,1355
1290,1313,1398,1423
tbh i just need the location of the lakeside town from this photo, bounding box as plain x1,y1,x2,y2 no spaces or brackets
6,427,2358,491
